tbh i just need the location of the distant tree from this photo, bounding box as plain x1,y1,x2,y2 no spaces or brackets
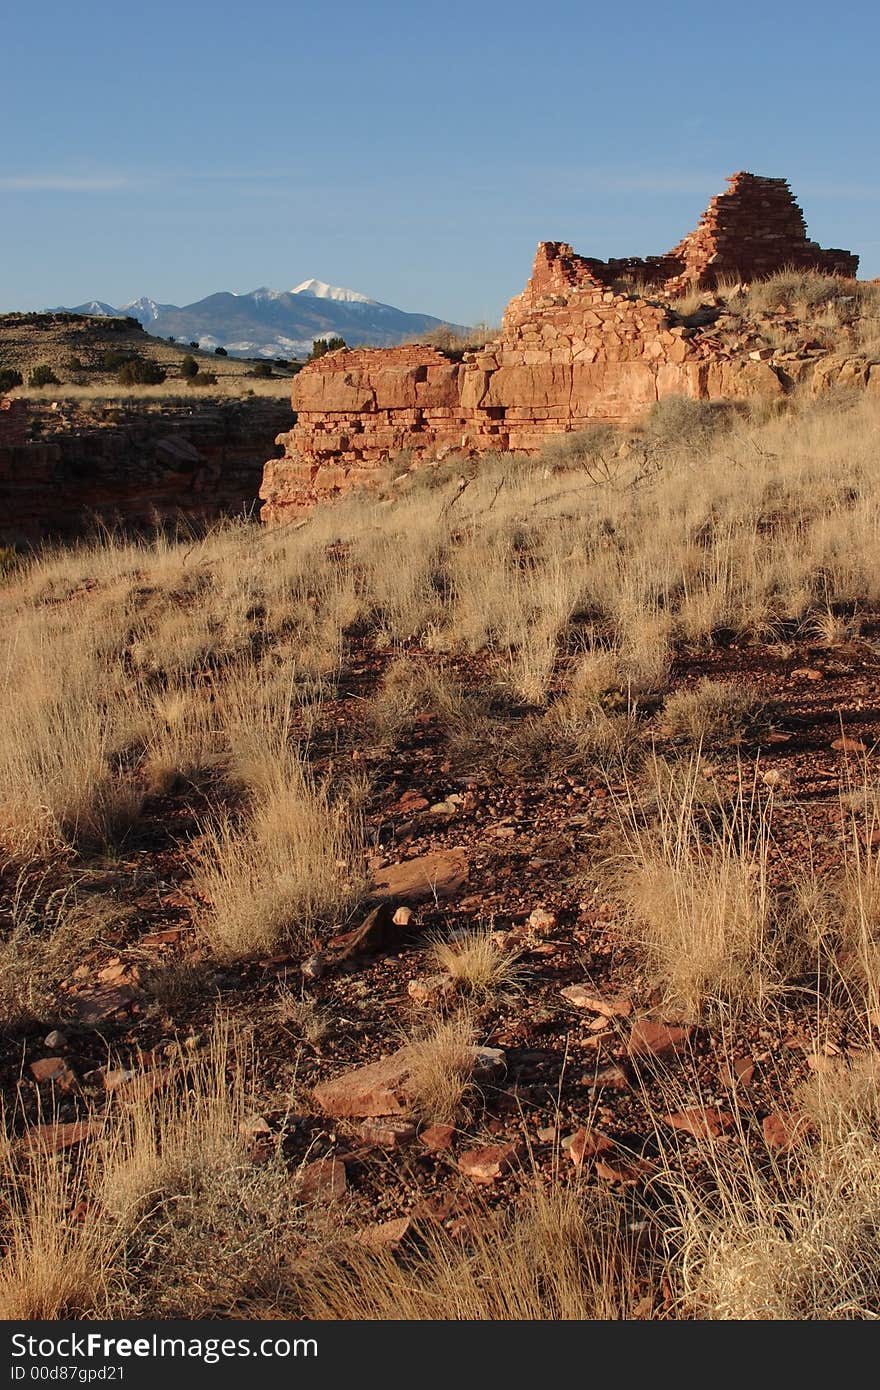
214,346,228,357
0,368,23,392
117,358,166,386
189,341,199,349
179,354,199,380
251,361,273,378
28,363,60,388
274,358,289,368
167,335,176,343
308,336,346,361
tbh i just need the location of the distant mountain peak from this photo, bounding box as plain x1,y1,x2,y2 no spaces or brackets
290,279,375,304
55,281,466,358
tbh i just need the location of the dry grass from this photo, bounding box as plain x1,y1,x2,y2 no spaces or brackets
0,1018,311,1319
402,1012,478,1123
618,763,778,1018
299,1181,640,1319
277,987,331,1046
431,927,522,999
0,876,124,1031
659,678,763,747
660,1058,880,1319
4,349,880,1321
192,746,365,960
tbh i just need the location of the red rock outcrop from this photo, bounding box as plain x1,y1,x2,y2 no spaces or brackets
0,396,27,447
260,173,860,523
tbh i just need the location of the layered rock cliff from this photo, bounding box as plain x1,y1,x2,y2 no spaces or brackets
0,397,292,544
259,172,863,524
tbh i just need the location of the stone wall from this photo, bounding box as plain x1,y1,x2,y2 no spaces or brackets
0,397,292,544
260,173,860,524
662,172,859,292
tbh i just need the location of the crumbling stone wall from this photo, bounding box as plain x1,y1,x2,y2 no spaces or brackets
662,172,858,292
260,173,860,523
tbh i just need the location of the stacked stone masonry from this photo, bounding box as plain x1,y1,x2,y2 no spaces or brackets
260,173,861,523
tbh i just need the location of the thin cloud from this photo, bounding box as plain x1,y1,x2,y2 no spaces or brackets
0,175,131,192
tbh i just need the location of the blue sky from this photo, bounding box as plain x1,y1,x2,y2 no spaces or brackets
2,0,879,325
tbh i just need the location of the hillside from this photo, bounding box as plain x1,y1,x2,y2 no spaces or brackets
0,311,295,394
2,385,880,1320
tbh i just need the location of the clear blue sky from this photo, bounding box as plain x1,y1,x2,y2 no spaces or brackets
3,0,879,325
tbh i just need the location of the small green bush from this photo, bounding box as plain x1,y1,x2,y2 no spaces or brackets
101,348,131,372
0,368,23,393
117,358,166,386
179,354,199,380
28,364,60,388
251,361,273,378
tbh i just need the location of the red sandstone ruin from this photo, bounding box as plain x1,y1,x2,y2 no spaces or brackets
259,172,861,523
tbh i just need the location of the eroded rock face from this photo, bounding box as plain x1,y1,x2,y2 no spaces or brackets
259,173,861,524
0,397,292,544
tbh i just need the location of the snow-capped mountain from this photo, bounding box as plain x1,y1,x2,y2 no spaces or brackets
58,282,464,358
289,279,374,304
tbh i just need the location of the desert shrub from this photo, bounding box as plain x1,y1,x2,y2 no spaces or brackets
659,679,763,747
27,364,59,388
639,396,737,451
188,371,218,387
0,368,23,392
744,269,857,317
421,322,495,357
540,424,618,472
117,358,166,386
179,354,199,380
251,361,273,378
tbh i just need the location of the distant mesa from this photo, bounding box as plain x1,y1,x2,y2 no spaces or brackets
55,281,465,359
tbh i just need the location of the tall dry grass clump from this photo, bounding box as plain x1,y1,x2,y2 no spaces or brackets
661,1055,880,1319
431,926,522,999
618,761,778,1017
402,1012,478,1123
0,617,142,859
0,1020,312,1320
192,743,365,959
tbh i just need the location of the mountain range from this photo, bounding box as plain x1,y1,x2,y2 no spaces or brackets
57,280,465,359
